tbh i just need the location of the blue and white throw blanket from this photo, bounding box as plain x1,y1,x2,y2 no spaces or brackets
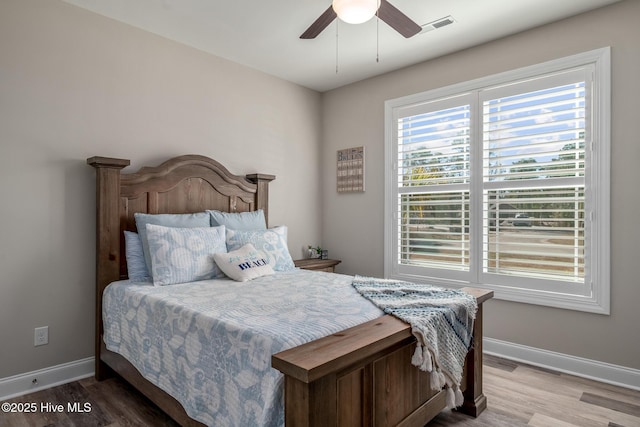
352,275,478,409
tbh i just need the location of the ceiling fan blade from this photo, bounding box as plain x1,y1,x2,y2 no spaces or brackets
300,6,337,39
377,0,422,38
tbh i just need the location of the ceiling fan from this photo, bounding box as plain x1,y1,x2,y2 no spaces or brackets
301,0,422,39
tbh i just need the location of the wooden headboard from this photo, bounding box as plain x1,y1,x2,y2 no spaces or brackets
87,154,275,377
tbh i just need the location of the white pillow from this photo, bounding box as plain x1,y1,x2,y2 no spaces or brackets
146,224,227,286
213,243,275,282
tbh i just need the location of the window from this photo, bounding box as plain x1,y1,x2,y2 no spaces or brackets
384,48,610,314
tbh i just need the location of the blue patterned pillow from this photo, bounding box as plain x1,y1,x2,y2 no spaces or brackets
207,209,267,230
145,224,227,286
226,226,295,272
134,212,211,273
123,231,151,282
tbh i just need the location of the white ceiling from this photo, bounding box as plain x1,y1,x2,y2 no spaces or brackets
61,0,622,92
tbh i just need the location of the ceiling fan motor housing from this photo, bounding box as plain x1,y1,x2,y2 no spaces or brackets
301,0,420,39
332,0,381,24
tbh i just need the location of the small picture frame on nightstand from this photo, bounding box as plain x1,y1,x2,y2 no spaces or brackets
321,250,328,260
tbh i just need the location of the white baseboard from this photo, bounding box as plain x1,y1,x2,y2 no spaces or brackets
484,338,640,391
0,357,94,401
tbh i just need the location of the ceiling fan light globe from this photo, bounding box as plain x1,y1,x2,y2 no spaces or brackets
332,0,381,24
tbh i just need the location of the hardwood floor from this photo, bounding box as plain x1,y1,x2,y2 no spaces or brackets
430,355,640,427
1,355,638,426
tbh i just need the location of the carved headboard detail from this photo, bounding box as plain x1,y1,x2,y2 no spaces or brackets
88,154,275,280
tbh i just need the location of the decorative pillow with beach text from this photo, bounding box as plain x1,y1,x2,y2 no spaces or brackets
213,243,274,282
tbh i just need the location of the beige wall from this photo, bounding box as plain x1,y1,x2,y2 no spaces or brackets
1,0,638,382
0,0,322,378
322,0,640,369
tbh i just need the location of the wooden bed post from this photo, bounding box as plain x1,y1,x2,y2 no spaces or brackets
246,173,275,226
458,288,492,417
87,156,130,380
459,302,487,416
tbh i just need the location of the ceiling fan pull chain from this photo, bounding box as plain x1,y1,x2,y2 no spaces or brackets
335,20,339,74
376,10,380,63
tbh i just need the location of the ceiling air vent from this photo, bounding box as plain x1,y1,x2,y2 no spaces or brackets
420,15,455,34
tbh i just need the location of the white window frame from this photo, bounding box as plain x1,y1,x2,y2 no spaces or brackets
384,48,610,314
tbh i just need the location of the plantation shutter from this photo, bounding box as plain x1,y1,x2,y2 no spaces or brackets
395,95,472,278
480,68,588,289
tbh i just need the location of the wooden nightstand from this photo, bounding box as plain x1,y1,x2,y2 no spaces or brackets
294,258,342,273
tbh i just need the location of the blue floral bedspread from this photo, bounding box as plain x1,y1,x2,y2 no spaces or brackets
102,270,383,426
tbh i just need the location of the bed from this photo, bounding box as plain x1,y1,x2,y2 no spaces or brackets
87,154,493,427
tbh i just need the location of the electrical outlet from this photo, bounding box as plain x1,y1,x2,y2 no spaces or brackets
34,326,48,346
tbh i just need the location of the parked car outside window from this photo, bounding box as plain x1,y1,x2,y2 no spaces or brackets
513,213,531,227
